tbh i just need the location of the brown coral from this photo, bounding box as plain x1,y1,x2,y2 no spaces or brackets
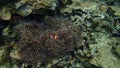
14,16,82,65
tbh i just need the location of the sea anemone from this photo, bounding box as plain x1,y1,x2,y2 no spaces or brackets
12,16,82,65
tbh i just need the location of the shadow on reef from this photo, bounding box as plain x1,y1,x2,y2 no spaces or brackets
0,20,10,46
0,0,20,8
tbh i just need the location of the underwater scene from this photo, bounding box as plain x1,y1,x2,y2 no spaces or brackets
0,0,120,68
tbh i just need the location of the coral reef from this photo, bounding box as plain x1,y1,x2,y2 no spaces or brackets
89,33,120,68
59,0,120,68
0,0,57,20
0,0,120,68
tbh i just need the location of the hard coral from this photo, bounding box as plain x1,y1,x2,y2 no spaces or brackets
14,16,82,65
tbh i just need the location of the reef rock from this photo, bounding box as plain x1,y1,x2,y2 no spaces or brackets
0,0,57,20
89,33,120,68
